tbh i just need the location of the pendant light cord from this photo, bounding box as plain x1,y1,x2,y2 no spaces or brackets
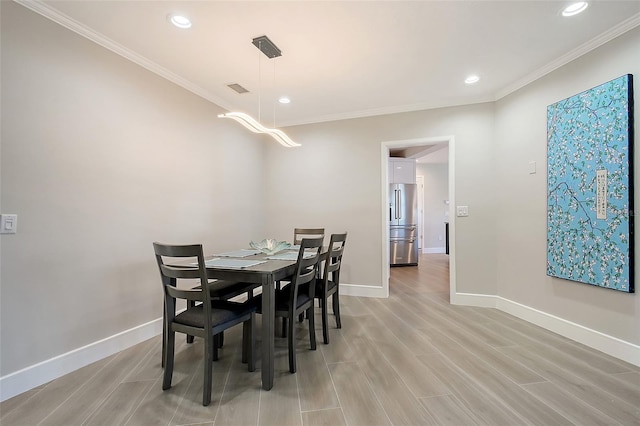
258,41,262,123
273,58,276,128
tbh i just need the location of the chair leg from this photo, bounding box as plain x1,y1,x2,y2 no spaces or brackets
161,313,166,368
320,297,329,344
218,331,224,348
186,300,195,344
281,317,288,337
242,322,248,364
203,336,213,406
303,299,313,320
162,329,175,390
248,318,255,372
213,334,219,361
288,316,296,373
333,292,342,329
308,307,317,350
243,315,256,372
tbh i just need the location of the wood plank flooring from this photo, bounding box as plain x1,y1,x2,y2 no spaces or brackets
2,254,639,425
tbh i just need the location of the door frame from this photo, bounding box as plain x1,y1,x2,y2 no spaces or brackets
381,135,456,301
416,175,425,251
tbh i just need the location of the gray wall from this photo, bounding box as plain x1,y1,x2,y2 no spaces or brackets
494,26,640,345
263,105,497,294
417,163,449,251
0,2,267,376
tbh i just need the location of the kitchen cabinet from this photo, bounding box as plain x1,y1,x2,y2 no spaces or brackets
388,158,416,184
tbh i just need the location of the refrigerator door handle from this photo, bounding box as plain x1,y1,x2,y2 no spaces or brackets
394,190,399,219
396,189,401,220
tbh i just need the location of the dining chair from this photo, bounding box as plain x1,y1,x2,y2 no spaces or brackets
153,242,256,406
283,228,325,330
186,277,257,347
276,228,325,296
293,227,325,245
313,233,347,344
158,253,257,361
252,237,323,373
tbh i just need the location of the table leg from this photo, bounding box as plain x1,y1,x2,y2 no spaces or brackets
261,274,275,390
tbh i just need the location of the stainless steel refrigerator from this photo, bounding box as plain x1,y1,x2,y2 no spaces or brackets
389,183,419,266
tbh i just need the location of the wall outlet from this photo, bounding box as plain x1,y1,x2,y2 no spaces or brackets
456,206,469,217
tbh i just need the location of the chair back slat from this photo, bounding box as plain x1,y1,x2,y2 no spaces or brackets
293,228,324,245
165,285,204,302
154,243,201,258
159,264,202,280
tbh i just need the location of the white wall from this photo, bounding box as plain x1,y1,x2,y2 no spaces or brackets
0,2,266,383
417,163,449,252
494,26,640,347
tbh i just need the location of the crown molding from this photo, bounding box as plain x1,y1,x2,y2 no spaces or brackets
494,12,640,101
278,97,495,127
13,0,640,127
14,0,236,113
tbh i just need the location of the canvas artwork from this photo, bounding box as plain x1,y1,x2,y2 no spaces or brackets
547,74,634,293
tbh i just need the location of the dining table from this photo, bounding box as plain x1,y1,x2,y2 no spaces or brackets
200,250,302,391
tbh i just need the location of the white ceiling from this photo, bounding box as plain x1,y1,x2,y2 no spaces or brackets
416,145,449,165
23,1,640,127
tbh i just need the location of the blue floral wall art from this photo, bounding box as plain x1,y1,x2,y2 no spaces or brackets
547,74,634,293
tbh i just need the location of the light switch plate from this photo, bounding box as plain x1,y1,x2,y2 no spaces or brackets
456,206,469,217
0,214,17,234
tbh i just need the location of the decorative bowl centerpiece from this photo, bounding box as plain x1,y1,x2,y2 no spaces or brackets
250,239,291,255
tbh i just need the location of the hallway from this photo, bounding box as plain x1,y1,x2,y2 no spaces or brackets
390,253,449,297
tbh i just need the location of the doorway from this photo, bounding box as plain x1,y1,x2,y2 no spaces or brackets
381,136,456,301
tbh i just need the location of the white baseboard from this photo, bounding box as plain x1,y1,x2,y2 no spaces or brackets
340,282,388,298
422,247,446,254
0,318,163,402
451,292,496,307
451,292,640,368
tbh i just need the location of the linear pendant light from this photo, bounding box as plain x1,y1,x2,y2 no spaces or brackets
219,36,300,148
218,112,300,147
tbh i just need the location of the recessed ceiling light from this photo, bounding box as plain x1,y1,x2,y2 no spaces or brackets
562,2,588,17
465,75,480,85
278,97,291,104
169,14,192,29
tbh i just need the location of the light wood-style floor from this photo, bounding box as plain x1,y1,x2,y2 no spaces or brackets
2,254,639,425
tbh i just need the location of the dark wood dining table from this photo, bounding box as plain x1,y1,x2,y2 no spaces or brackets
202,253,298,390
